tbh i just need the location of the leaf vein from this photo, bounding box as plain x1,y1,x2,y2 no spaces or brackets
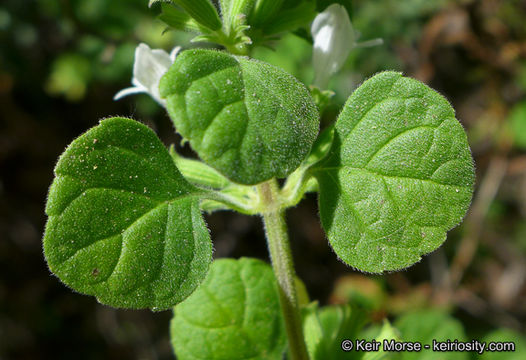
363,125,436,168
325,170,369,250
58,191,196,266
182,62,238,91
340,77,401,141
319,166,470,189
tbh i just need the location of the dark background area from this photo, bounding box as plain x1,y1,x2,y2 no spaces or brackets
1,0,526,359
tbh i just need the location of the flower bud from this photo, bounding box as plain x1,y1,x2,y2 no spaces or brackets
311,4,382,89
114,43,180,106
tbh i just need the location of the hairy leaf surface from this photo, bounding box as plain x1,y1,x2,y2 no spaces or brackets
160,49,319,185
316,72,475,273
171,258,287,359
44,117,212,309
220,0,256,30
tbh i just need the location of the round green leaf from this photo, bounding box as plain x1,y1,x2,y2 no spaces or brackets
160,49,319,185
170,257,287,360
43,117,212,310
315,71,475,273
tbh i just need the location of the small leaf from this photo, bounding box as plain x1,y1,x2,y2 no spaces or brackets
280,125,334,206
43,117,212,310
263,1,317,35
219,0,234,24
306,124,335,167
508,102,526,149
171,258,287,359
315,71,475,273
220,0,257,30
169,146,232,189
249,0,284,27
160,49,319,185
172,0,222,31
480,329,526,359
361,320,401,360
159,3,202,33
310,85,335,113
394,309,467,360
303,303,366,360
169,147,259,214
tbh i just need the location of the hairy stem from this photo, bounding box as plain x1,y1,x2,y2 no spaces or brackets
258,180,309,360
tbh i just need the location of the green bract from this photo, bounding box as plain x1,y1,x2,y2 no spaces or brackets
43,117,212,310
220,0,256,29
315,71,475,273
170,258,287,360
160,49,319,185
172,0,222,31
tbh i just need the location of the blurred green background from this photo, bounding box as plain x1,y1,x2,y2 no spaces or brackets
1,0,526,359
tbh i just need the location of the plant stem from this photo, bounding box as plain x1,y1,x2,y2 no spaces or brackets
258,180,309,360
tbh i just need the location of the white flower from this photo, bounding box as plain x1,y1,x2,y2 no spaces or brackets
114,43,181,105
311,4,383,88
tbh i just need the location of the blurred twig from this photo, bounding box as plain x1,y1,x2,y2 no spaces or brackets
449,156,508,288
454,288,522,330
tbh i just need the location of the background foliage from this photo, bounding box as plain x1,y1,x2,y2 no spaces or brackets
1,0,526,358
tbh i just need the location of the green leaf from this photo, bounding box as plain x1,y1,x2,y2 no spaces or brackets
169,146,232,189
394,309,467,360
169,146,259,214
263,1,317,35
172,0,222,31
249,0,284,27
159,3,202,33
43,117,212,310
306,124,335,167
280,125,334,207
362,320,401,360
220,0,257,30
315,71,475,273
170,258,287,359
219,0,233,24
508,102,526,149
160,49,319,185
480,329,526,359
310,86,336,113
303,303,367,360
